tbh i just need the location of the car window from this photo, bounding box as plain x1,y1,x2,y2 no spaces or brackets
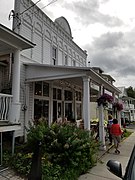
124,145,135,180
130,159,135,179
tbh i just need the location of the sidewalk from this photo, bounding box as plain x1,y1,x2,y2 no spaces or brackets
78,125,135,180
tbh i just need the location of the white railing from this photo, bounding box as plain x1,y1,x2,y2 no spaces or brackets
129,104,134,109
123,103,135,110
0,93,13,121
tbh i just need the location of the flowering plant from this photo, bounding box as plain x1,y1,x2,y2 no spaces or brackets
113,102,123,111
97,93,114,106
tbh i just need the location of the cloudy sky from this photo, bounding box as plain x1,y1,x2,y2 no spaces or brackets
1,0,135,88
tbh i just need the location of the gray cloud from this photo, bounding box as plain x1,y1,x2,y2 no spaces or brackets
62,0,123,27
92,32,123,49
84,30,135,84
0,0,14,27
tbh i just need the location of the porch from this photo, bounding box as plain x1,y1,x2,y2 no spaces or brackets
25,64,121,150
0,93,12,123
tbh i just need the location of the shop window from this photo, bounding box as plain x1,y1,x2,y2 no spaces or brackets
43,82,49,97
34,99,49,121
64,90,73,101
58,102,62,117
57,89,62,100
76,91,81,101
35,81,42,95
53,88,56,99
65,103,73,120
35,82,49,96
76,103,82,119
53,88,62,100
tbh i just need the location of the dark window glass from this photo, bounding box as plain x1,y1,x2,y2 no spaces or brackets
35,82,42,95
65,54,68,65
76,103,82,119
43,100,49,119
58,102,62,117
76,91,81,101
43,82,49,97
53,88,56,99
34,99,49,121
65,103,72,120
52,46,57,65
57,89,62,100
64,90,73,100
73,60,76,66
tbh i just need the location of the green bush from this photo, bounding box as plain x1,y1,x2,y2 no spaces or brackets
3,121,99,179
122,128,132,138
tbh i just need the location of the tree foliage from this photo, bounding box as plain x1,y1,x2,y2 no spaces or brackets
126,86,135,98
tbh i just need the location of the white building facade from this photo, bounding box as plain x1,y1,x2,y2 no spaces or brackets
0,0,121,150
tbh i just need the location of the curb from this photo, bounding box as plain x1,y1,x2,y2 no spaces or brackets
98,144,113,161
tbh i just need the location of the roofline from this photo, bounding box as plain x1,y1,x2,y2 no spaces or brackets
24,63,121,94
0,23,35,48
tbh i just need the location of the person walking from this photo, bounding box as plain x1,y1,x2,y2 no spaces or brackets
110,118,122,154
107,115,113,145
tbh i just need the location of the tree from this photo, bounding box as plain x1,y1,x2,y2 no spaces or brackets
126,86,135,98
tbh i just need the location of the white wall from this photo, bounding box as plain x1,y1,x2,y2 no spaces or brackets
14,0,87,67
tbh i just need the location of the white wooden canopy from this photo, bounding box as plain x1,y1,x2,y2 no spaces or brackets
25,63,121,95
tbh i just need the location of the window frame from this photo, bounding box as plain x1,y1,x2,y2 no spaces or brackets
52,46,57,65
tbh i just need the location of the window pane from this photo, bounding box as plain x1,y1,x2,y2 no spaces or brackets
65,103,72,120
64,90,73,100
76,91,81,101
35,82,42,95
57,89,62,100
72,60,76,66
76,103,82,119
34,99,49,122
58,102,62,117
52,46,57,58
43,82,49,97
43,100,49,120
65,54,68,65
52,46,57,65
130,156,135,180
53,88,56,99
34,99,42,120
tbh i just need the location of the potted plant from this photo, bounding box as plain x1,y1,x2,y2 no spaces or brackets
97,93,114,107
113,102,123,111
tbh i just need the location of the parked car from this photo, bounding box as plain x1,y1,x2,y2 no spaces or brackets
106,145,135,179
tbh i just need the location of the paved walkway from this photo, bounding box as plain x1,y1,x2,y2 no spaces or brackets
0,124,134,180
79,124,135,180
0,168,25,180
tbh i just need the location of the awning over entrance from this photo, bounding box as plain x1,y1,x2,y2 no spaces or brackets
25,63,121,95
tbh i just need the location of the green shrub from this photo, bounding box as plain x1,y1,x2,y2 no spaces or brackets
122,128,132,138
3,121,99,179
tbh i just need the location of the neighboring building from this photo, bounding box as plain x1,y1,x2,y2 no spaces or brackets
118,87,135,122
90,67,120,122
0,0,121,150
